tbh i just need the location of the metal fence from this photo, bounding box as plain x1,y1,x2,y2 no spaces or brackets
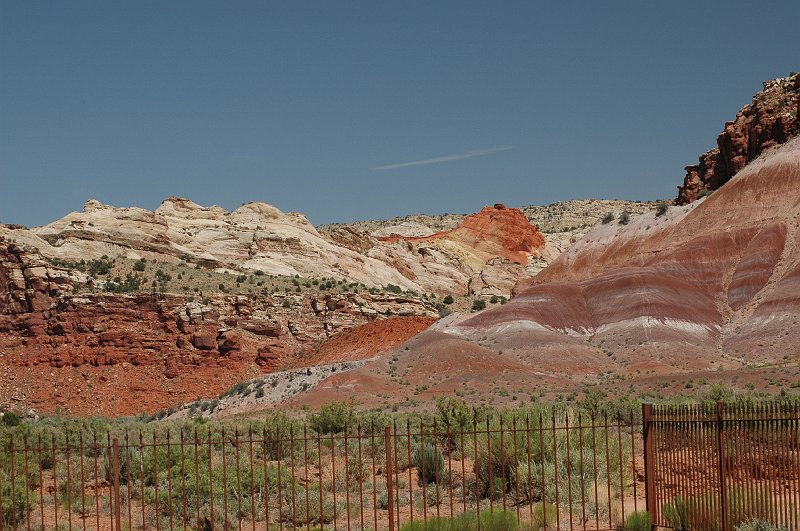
0,413,641,530
643,401,800,531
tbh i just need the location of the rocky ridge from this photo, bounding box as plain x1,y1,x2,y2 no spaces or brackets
677,72,800,204
22,199,550,298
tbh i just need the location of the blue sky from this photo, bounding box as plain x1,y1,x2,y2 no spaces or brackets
1,1,798,226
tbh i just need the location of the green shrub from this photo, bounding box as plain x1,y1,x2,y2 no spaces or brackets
308,402,354,434
443,295,454,304
471,299,487,312
735,519,789,531
399,509,518,531
623,511,652,531
385,283,403,294
662,496,690,531
413,442,445,485
529,502,558,530
377,489,390,510
602,212,615,224
2,481,32,526
1,411,21,427
655,202,669,217
618,211,631,225
664,486,777,531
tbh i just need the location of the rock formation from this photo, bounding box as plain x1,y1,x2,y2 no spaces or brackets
0,234,439,415
283,137,800,412
21,199,552,298
676,73,800,204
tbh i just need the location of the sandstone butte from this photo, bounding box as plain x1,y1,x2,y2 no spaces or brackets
287,136,800,411
0,203,548,416
676,72,799,204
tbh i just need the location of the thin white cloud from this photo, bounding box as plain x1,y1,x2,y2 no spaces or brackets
374,145,513,171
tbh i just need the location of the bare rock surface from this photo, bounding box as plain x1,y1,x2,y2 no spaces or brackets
677,73,800,204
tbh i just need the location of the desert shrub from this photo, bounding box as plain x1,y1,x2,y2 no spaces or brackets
471,299,487,312
618,211,630,225
335,455,367,489
601,212,615,224
735,519,789,531
377,489,390,510
1,411,21,427
424,484,444,507
400,509,517,531
663,486,776,531
443,295,454,304
308,401,355,434
655,201,669,217
385,283,403,294
662,496,690,530
133,258,146,271
413,442,445,485
623,511,652,531
527,502,558,530
437,305,453,318
474,430,518,499
88,258,113,276
1,481,32,527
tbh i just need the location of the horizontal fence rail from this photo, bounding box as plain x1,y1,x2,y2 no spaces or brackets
644,401,800,531
0,413,642,530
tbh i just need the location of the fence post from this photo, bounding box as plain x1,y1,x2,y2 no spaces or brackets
642,403,656,525
112,438,122,531
385,425,395,531
716,401,729,531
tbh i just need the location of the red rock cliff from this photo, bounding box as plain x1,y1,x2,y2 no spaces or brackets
676,73,799,204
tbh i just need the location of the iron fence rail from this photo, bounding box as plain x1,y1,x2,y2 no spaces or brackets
3,400,798,530
0,414,640,530
643,401,800,531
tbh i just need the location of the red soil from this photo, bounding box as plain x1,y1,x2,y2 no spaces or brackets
302,315,437,365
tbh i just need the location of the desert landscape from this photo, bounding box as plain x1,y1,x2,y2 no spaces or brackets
1,73,798,420
1,3,799,528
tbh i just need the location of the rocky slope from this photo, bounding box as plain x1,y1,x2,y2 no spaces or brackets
267,137,800,413
0,236,443,415
677,72,799,204
324,199,660,279
24,199,549,298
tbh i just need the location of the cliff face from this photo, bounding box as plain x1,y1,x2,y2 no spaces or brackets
0,237,439,416
676,73,800,204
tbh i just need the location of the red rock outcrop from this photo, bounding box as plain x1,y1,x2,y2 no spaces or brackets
377,204,546,266
676,73,800,204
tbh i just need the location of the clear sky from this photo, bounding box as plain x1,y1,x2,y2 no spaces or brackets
1,1,798,227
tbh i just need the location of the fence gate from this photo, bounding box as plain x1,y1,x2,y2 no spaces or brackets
643,401,800,531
